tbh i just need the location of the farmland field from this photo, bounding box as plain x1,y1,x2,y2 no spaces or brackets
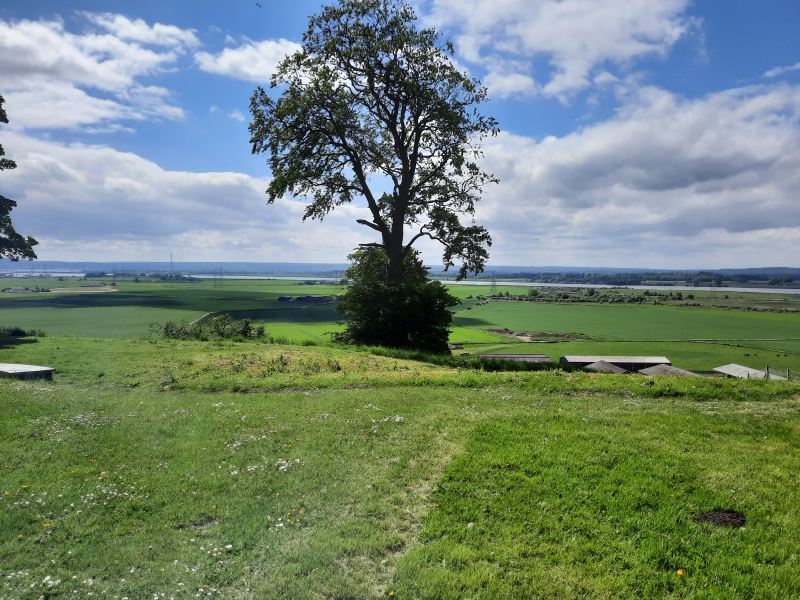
3,276,798,371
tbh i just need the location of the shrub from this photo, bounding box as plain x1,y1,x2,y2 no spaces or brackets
161,314,266,341
333,247,458,354
0,326,44,337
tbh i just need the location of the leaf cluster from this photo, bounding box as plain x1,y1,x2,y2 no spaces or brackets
0,93,37,261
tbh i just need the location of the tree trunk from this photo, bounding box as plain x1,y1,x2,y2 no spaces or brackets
386,238,404,283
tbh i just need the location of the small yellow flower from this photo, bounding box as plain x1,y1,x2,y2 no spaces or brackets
676,569,685,576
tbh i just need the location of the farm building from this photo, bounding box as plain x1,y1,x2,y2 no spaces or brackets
639,364,698,377
583,360,627,374
477,353,552,364
713,364,787,381
560,355,671,371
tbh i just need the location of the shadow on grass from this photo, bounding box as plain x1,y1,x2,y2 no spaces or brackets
0,289,318,312
0,329,39,350
452,315,493,327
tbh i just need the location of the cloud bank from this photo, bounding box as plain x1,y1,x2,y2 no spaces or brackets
0,13,195,130
427,0,695,99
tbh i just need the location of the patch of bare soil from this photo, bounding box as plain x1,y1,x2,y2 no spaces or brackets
488,328,589,342
694,510,746,528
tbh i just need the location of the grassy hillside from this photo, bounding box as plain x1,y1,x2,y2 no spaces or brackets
1,334,799,598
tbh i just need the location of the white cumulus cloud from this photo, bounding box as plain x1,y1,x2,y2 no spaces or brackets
1,132,370,262
0,13,193,130
195,39,302,82
475,83,800,267
426,0,696,99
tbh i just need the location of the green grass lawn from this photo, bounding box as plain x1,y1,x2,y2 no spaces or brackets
1,335,799,598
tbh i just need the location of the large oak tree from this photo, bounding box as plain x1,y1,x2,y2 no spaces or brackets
249,0,498,282
0,94,37,261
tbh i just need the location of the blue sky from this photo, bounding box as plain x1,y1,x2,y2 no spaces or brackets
1,0,799,267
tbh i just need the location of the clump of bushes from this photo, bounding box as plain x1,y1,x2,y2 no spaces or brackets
161,314,265,341
0,326,44,337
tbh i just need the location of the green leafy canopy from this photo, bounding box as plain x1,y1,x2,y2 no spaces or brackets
0,93,37,261
249,0,498,280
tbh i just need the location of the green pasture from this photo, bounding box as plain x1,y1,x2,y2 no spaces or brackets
1,335,798,598
455,300,799,341
1,277,799,370
451,300,800,371
0,278,345,338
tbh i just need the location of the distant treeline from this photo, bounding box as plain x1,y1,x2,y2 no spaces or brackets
481,271,799,287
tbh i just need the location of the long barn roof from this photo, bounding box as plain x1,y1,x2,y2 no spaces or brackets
562,355,670,364
713,363,786,380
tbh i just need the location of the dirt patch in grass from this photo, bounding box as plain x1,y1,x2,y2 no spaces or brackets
694,510,746,528
488,328,591,342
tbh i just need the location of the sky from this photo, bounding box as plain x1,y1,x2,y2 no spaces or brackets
1,0,799,269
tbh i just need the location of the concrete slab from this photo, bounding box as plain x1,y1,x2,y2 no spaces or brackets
0,363,55,380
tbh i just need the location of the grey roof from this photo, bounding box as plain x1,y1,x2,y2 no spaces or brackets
562,355,671,365
478,353,552,363
639,364,698,377
583,360,627,373
713,363,787,381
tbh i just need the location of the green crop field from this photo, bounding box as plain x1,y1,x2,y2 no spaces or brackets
0,278,345,339
1,277,799,371
451,300,800,372
1,335,799,599
454,301,798,341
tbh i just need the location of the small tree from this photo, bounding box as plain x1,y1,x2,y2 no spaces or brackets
249,0,498,282
334,247,457,353
0,94,37,261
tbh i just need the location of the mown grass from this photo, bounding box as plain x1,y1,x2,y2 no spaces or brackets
1,334,799,598
396,407,800,598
